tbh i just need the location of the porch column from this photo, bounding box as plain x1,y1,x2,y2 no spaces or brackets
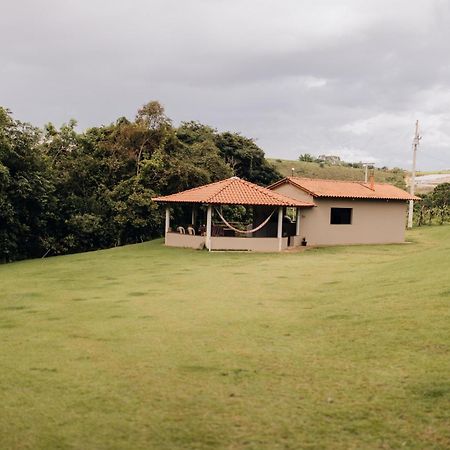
206,204,212,251
191,206,196,227
277,206,283,251
296,208,301,235
165,206,170,235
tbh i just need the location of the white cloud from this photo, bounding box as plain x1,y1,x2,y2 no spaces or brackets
332,147,379,164
304,77,328,89
337,113,414,136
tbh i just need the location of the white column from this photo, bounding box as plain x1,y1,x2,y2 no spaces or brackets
206,205,212,251
296,208,301,235
191,207,196,226
277,206,283,251
165,206,170,235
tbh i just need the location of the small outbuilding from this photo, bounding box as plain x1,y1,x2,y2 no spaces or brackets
268,176,420,245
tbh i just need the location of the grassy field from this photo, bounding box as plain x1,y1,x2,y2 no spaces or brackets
268,159,406,188
1,226,449,450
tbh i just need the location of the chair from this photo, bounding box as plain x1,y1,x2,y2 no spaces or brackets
177,226,185,234
187,226,195,235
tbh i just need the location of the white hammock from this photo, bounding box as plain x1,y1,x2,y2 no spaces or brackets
214,208,275,234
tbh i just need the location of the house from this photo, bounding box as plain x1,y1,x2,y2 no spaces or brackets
268,176,420,245
152,175,420,251
153,176,314,252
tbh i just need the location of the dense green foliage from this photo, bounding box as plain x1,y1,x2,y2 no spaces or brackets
1,226,449,449
415,183,450,226
0,109,56,261
0,104,281,262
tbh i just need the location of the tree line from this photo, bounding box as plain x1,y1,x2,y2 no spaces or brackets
299,152,405,172
0,101,281,263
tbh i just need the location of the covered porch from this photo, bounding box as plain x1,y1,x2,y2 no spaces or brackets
153,177,314,252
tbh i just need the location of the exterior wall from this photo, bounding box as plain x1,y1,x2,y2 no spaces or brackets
271,184,408,245
272,183,314,203
210,236,288,252
165,232,206,249
298,199,407,245
165,232,289,251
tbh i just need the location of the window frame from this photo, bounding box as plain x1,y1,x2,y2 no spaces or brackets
330,207,353,225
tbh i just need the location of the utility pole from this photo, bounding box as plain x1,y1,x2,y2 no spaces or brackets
407,120,421,228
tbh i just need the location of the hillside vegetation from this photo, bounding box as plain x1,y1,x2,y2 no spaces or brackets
1,226,449,450
269,158,406,188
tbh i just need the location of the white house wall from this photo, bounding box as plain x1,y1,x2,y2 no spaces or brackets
299,199,407,245
273,184,315,203
272,184,407,245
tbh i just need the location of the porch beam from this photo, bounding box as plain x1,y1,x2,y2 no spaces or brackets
206,204,212,251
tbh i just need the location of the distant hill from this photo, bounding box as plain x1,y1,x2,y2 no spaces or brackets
417,170,450,175
269,159,407,189
414,173,450,194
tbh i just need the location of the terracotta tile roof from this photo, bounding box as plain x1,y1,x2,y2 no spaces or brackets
153,177,315,207
269,177,421,201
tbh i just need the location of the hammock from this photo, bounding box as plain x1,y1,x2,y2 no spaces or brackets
214,208,276,234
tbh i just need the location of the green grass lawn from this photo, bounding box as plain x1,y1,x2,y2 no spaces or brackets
1,226,449,450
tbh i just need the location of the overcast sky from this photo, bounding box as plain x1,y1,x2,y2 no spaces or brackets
1,0,449,170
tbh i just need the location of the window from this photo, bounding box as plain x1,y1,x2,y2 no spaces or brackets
330,208,352,225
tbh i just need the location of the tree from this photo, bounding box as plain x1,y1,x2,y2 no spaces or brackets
414,183,449,226
431,183,449,224
298,153,315,162
176,121,216,145
134,101,172,175
214,132,281,185
140,137,232,195
107,178,161,246
0,108,56,262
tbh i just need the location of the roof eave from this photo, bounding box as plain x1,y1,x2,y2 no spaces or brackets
153,199,315,207
314,195,420,201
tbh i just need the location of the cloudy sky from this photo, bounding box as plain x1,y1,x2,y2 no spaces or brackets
1,0,449,170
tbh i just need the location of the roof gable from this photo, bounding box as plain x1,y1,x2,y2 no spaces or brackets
269,177,420,201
